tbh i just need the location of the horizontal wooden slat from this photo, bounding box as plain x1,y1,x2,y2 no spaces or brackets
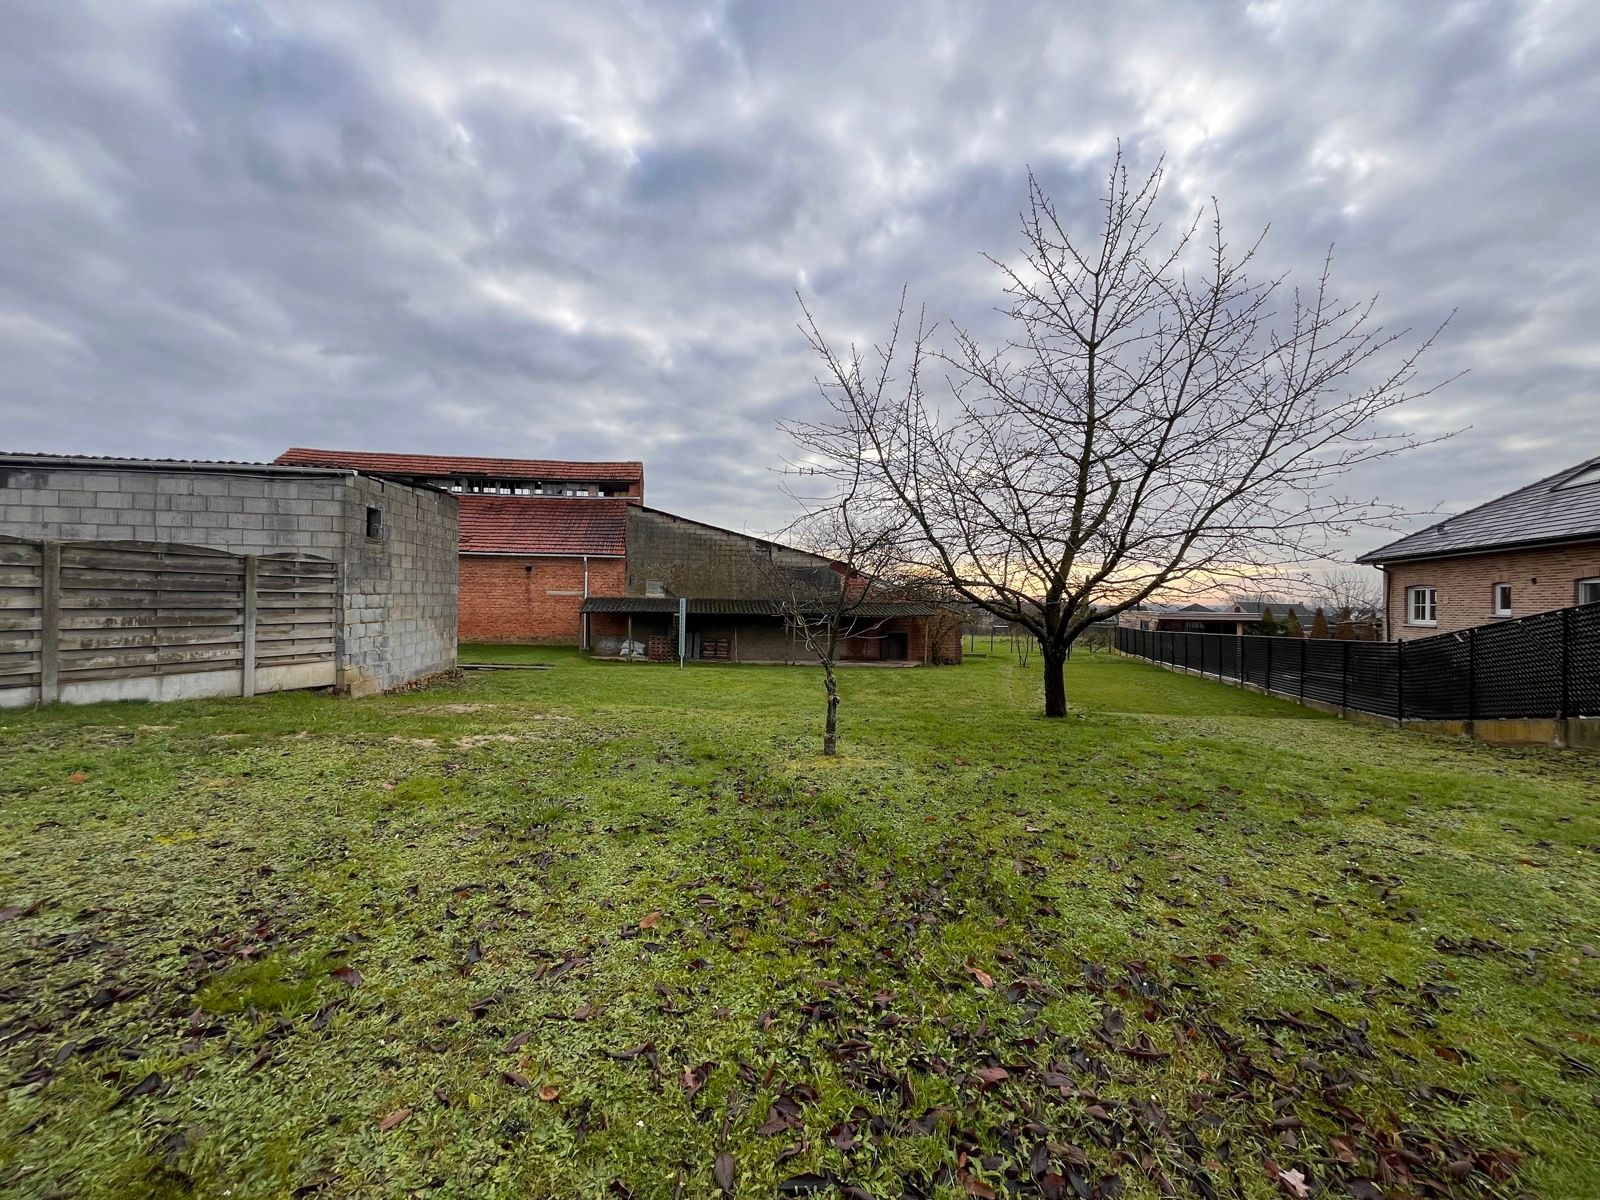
61,645,245,673
61,546,242,573
57,610,242,631
0,613,42,632
0,632,43,653
60,592,245,610
59,627,244,652
59,569,242,593
0,545,43,567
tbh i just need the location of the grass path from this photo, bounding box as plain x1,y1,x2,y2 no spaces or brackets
1,647,1596,1199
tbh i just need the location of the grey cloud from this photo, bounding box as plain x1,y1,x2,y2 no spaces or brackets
1,0,1597,554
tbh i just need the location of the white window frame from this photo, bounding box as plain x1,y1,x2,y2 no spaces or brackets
1492,582,1512,617
1579,578,1600,606
1406,585,1437,627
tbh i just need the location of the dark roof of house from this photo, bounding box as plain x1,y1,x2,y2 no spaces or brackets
0,451,352,478
458,496,630,556
581,596,938,618
1357,454,1600,564
275,447,643,482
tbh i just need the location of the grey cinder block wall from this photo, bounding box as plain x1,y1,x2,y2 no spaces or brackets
0,456,457,699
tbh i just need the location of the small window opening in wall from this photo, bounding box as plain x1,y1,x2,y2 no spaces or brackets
1492,582,1512,617
1407,585,1437,626
1580,577,1600,606
365,506,384,538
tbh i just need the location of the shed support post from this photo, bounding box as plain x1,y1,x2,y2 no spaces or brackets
39,540,61,705
241,555,258,698
626,614,633,660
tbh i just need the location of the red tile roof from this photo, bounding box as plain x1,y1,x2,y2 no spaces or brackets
275,447,643,482
457,496,630,556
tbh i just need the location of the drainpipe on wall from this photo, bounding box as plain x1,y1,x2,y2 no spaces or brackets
582,555,590,650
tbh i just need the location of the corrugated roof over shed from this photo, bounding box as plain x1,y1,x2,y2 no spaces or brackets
1358,454,1600,563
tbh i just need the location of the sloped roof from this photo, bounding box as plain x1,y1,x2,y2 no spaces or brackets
458,496,630,556
276,447,643,482
1357,454,1600,564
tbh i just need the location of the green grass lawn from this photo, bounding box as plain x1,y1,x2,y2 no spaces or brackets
1,647,1596,1199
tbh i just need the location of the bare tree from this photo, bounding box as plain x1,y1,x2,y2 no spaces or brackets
785,147,1450,716
771,465,931,755
1314,569,1385,620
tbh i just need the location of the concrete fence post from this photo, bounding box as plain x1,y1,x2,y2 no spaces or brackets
241,555,258,698
39,540,61,705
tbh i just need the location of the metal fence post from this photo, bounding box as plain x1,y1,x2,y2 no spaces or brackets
1265,637,1274,695
1340,639,1349,713
1236,634,1243,682
1299,639,1307,702
1396,640,1406,722
1559,607,1572,720
1466,627,1476,723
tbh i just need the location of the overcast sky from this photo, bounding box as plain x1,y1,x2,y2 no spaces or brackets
3,0,1597,555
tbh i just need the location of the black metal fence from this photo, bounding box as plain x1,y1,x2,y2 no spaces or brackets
1115,603,1600,721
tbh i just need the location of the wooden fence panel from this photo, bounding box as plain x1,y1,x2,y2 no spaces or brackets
0,538,339,705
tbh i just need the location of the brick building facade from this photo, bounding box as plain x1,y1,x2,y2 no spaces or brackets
1359,455,1600,639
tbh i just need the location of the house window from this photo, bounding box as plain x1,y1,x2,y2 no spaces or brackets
365,506,384,539
1492,583,1512,617
1580,578,1600,606
1407,585,1437,626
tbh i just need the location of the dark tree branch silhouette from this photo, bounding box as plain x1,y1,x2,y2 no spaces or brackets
784,147,1453,715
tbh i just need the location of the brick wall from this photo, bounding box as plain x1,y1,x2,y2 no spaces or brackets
1384,540,1600,639
459,555,626,643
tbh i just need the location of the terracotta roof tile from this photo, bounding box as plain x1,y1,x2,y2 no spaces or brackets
458,496,630,556
275,447,642,482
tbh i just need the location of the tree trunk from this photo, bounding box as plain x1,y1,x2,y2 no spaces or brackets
822,663,840,754
1042,645,1067,717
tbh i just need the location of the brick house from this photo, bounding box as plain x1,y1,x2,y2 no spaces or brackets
1357,454,1600,639
276,448,961,663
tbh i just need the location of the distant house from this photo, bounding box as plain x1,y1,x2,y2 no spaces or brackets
1118,601,1319,635
1357,454,1600,639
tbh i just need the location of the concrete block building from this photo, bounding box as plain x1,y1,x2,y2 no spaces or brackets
0,453,457,703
